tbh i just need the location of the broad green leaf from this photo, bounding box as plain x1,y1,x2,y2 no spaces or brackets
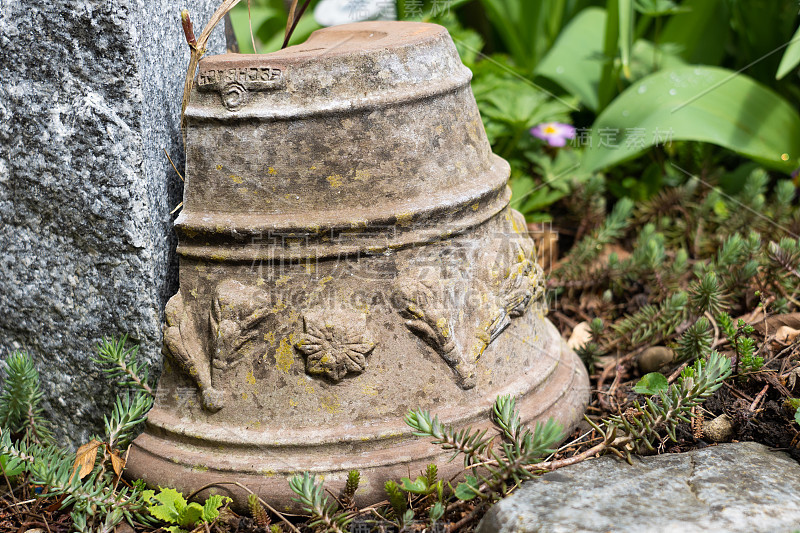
0,453,24,478
400,476,429,494
454,482,479,500
536,7,606,111
634,372,669,395
628,40,686,80
660,0,726,65
429,501,445,522
453,474,481,500
777,25,800,80
148,487,187,523
537,8,685,111
581,66,800,174
202,494,230,523
795,406,800,426
178,502,204,527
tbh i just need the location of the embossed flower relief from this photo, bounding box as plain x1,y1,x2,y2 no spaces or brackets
294,311,376,382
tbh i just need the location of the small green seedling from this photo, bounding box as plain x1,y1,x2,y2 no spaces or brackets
144,487,230,533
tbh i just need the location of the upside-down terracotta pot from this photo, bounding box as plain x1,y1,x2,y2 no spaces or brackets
127,20,590,508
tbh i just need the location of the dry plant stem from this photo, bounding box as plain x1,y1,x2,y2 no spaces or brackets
667,362,689,384
185,481,300,533
530,438,620,473
353,500,390,516
0,463,22,521
9,498,36,507
705,311,720,346
283,0,299,47
247,0,257,53
164,149,186,220
180,0,242,136
282,0,312,48
749,384,770,411
325,487,347,510
120,362,153,397
531,389,698,473
163,148,185,182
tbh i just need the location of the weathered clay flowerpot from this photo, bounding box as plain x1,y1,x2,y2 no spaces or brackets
127,21,589,508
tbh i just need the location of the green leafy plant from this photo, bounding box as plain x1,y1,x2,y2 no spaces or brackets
341,468,360,508
144,487,230,533
384,479,414,526
718,313,763,373
400,351,728,527
0,351,53,445
248,492,272,527
94,335,154,396
289,472,353,533
579,65,800,174
674,317,713,363
552,170,800,364
0,338,157,532
593,351,731,456
532,0,800,174
405,394,564,504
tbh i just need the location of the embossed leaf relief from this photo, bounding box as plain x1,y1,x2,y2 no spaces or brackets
393,215,545,390
485,241,545,345
163,280,269,412
164,292,214,408
393,277,478,389
295,311,375,382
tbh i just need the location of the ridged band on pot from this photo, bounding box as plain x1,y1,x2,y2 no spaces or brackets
127,21,590,509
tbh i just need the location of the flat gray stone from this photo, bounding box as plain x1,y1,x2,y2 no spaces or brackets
0,0,223,446
478,442,800,533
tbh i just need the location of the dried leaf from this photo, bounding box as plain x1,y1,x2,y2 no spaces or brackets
787,368,800,389
753,312,800,336
72,439,102,480
775,325,800,345
110,451,126,477
567,321,592,350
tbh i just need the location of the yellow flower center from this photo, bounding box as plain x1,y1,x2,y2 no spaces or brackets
543,125,558,134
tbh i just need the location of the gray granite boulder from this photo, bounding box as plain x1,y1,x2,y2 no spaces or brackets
478,442,800,533
0,0,224,446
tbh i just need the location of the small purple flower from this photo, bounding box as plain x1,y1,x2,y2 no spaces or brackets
530,122,576,147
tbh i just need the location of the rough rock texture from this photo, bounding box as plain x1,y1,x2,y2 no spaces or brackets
0,0,223,446
478,442,800,533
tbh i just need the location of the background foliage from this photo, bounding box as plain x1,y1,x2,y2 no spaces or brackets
230,0,800,219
